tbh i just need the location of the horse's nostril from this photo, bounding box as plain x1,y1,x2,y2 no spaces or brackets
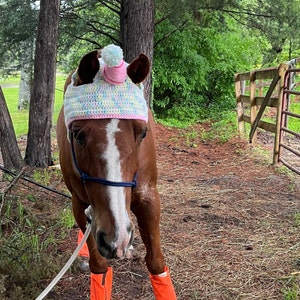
98,232,110,250
97,229,134,259
97,232,114,258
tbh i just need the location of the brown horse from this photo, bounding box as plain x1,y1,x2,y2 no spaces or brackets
57,48,176,299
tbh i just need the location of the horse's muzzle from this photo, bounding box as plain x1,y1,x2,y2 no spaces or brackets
96,229,134,259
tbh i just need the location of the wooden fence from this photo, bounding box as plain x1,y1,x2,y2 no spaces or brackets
235,60,300,175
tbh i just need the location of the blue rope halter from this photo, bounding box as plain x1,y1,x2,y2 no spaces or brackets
69,131,137,188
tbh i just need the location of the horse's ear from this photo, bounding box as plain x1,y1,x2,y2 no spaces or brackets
77,50,100,85
127,54,150,84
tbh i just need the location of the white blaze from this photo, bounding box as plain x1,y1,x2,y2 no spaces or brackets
102,119,130,254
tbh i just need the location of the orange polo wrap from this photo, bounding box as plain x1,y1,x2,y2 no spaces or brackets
77,229,90,258
90,267,113,300
149,266,177,300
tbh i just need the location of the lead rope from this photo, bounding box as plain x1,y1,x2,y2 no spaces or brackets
35,207,92,300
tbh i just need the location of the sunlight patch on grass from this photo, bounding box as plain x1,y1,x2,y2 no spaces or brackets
0,74,65,136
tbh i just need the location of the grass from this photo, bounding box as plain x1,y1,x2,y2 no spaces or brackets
282,277,299,300
160,110,238,144
0,199,63,299
288,101,300,132
0,74,65,136
0,75,73,299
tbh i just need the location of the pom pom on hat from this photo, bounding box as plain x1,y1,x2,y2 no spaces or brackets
102,44,127,85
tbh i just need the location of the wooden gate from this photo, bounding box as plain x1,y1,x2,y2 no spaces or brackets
235,61,300,175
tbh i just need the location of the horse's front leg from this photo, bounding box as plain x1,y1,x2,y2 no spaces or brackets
132,187,177,299
72,194,113,299
71,194,108,274
132,187,164,274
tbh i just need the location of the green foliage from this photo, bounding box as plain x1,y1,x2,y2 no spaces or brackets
2,0,300,132
282,277,299,300
153,18,208,121
241,0,300,64
153,15,262,122
0,0,38,73
0,187,74,299
32,169,51,186
0,196,61,299
60,207,75,230
58,1,118,73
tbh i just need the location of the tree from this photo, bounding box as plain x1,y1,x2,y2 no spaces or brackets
0,0,38,109
242,0,300,64
0,87,24,171
24,0,60,167
18,40,34,110
59,0,155,104
120,0,155,104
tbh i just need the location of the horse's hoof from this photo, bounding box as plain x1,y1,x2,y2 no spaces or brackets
125,245,134,259
77,256,90,273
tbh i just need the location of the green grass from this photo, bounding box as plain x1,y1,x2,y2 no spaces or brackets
289,102,300,132
0,74,66,136
0,194,67,299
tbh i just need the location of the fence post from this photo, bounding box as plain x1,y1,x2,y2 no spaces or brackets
273,63,289,165
249,70,257,144
235,73,245,134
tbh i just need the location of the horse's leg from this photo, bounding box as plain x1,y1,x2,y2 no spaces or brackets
77,229,90,272
71,194,108,274
132,188,164,274
72,195,113,299
132,188,177,300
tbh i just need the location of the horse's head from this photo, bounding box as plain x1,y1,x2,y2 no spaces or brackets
62,46,151,259
70,118,148,259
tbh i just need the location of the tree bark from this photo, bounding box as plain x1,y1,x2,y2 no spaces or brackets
120,0,155,105
24,0,60,167
18,40,34,110
0,87,24,171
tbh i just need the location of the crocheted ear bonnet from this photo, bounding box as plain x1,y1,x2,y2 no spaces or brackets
64,44,148,128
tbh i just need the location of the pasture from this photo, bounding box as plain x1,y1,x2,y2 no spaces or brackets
0,75,65,136
1,76,300,299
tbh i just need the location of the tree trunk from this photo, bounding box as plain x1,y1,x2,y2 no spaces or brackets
18,40,34,110
120,0,155,105
24,0,60,167
0,87,24,171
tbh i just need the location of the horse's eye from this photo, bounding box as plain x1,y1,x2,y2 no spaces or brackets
134,123,148,142
73,130,86,145
141,128,147,140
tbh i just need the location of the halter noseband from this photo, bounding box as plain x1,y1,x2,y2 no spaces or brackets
69,131,137,188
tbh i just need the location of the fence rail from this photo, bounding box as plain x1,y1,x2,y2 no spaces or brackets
235,60,300,174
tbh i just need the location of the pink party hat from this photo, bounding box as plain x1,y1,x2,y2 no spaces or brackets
102,44,127,85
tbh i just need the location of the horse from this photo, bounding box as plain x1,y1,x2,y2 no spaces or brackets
56,45,176,299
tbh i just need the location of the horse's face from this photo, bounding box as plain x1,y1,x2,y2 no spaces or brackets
70,117,147,259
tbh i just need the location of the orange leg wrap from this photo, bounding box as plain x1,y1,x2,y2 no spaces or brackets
149,266,177,300
90,267,113,300
77,229,90,258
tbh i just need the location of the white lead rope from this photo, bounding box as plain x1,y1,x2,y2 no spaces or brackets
35,221,91,300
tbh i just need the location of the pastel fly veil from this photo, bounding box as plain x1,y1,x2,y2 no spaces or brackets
64,44,148,128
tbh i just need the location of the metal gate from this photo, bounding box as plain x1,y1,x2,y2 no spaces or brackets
278,66,300,175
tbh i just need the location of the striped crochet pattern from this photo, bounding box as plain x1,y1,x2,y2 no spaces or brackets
64,60,148,128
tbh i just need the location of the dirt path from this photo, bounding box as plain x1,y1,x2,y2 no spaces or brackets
48,123,300,300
